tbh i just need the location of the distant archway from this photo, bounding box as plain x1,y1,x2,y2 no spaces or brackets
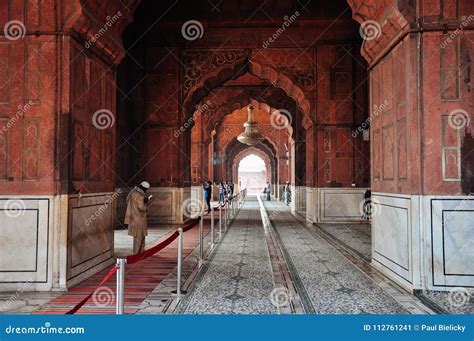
238,154,267,195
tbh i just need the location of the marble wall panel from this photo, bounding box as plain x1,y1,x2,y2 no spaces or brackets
318,188,368,222
67,193,115,284
0,198,49,285
429,197,474,288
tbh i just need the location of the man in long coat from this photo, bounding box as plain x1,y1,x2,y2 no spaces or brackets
124,181,151,254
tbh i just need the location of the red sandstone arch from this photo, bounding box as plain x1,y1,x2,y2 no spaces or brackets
184,57,313,129
345,0,412,65
223,136,279,186
233,148,272,186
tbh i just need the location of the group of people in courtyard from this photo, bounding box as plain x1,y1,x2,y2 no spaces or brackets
123,179,292,255
202,180,234,213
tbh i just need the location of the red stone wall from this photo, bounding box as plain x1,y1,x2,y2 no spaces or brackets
0,1,58,195
355,0,474,195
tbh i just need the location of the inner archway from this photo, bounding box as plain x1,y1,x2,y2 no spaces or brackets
238,154,267,195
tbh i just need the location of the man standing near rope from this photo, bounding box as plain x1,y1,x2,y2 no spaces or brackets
124,181,152,254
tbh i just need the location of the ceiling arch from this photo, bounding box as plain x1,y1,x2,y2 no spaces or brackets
183,57,313,129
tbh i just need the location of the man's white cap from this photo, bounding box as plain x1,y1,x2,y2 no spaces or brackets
140,181,150,189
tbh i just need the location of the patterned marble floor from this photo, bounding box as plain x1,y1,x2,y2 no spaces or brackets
262,199,408,314
314,223,372,261
178,198,277,314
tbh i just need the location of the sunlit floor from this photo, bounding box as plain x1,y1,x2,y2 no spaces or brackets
177,196,430,314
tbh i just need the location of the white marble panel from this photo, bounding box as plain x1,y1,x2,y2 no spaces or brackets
305,187,317,223
68,193,115,283
430,197,474,288
371,193,414,288
318,188,367,222
147,187,185,224
0,198,50,286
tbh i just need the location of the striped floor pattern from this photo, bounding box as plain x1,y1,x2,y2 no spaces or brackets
34,221,211,315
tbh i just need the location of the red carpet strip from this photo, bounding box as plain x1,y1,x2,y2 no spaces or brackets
34,220,212,315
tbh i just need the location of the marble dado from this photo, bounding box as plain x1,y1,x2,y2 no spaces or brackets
290,186,306,214
305,187,369,224
67,192,117,288
371,193,420,291
0,195,65,291
147,187,188,225
372,193,474,291
424,195,474,289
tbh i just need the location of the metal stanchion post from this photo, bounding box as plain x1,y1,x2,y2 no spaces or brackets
199,214,204,267
224,202,228,228
210,207,215,248
116,258,126,315
219,205,222,236
176,227,183,296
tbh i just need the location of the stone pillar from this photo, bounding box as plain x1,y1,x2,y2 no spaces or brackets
0,0,140,291
349,0,474,290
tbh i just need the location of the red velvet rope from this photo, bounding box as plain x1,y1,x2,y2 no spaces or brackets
126,231,179,264
65,266,117,314
66,216,202,314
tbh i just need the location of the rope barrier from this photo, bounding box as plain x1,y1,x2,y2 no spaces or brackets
66,189,248,315
66,216,201,314
65,266,117,315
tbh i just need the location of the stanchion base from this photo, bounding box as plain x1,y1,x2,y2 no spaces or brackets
171,290,187,296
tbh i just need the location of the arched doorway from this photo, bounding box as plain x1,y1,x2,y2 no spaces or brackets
238,154,268,195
